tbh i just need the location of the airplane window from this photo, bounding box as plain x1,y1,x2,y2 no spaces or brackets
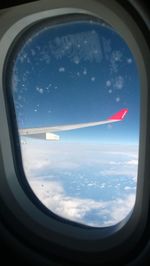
9,16,140,227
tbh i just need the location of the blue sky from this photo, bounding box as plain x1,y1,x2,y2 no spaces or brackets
12,19,140,144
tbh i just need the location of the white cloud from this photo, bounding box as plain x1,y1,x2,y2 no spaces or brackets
108,148,138,159
20,141,138,227
30,178,136,227
124,186,131,190
109,194,135,222
30,179,104,221
109,161,123,165
127,160,138,165
109,159,138,166
20,141,138,178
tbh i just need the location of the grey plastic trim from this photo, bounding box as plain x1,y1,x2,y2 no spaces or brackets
0,0,150,255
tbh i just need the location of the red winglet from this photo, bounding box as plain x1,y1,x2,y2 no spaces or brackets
108,109,128,121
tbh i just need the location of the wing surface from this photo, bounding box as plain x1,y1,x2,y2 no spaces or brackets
19,109,128,138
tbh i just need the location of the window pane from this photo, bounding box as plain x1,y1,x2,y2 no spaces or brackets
10,17,140,227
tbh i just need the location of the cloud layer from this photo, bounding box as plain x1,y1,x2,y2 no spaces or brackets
21,140,138,227
30,178,135,227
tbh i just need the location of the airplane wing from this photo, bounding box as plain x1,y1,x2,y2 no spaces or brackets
19,108,128,141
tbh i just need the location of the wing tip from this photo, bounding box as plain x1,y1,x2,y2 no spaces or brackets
108,108,128,121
